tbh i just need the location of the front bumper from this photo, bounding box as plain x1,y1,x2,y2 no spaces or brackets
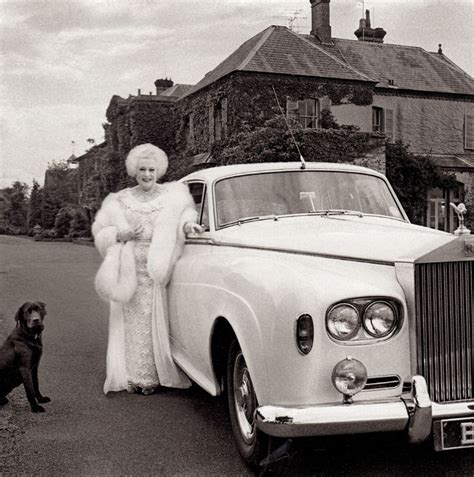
256,376,474,441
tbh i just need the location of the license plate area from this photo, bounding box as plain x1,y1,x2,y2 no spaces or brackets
433,418,474,451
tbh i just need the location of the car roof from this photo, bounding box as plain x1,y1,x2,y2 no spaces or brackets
182,162,386,183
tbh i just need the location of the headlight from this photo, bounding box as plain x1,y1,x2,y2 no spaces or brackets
296,314,314,355
363,301,397,338
326,304,360,340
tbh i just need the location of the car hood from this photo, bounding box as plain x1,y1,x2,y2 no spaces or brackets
214,215,456,264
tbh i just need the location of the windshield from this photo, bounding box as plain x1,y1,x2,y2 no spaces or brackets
214,171,404,227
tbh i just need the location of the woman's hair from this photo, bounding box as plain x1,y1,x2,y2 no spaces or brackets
125,143,169,178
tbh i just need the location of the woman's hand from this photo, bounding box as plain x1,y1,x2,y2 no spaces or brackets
117,224,143,243
183,222,204,235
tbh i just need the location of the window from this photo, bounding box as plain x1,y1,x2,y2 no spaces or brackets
209,98,228,143
214,102,223,140
187,182,209,230
465,114,474,150
215,171,403,228
385,109,394,142
287,98,320,129
184,113,194,148
372,107,384,133
426,184,463,232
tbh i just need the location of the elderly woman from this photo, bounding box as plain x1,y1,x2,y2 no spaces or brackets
92,144,202,395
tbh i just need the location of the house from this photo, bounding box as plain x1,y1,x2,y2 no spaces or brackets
80,0,473,231
173,0,473,231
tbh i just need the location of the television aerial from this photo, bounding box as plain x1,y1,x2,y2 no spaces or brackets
273,10,307,32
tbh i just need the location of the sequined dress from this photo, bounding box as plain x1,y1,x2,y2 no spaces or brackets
119,188,163,388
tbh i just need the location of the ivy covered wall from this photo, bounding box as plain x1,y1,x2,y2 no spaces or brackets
175,72,374,158
106,94,178,158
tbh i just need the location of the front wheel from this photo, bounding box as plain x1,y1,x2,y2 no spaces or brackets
227,340,269,467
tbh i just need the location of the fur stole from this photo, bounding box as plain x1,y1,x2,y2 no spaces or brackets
92,182,197,303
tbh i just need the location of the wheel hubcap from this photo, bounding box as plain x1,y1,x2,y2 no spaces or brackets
233,352,257,444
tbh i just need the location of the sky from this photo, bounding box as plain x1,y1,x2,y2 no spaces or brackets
0,0,473,189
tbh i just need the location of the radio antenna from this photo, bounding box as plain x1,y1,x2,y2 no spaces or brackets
272,86,306,169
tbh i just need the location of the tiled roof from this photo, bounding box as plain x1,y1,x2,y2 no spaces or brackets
183,26,373,98
160,84,193,98
308,37,474,95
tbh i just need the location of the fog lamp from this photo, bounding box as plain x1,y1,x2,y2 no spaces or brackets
332,357,367,403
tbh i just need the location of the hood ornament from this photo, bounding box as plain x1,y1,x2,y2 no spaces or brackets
450,203,470,236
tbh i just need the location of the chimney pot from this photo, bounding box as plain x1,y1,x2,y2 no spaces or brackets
354,9,386,43
155,78,174,95
138,88,141,95
438,43,443,54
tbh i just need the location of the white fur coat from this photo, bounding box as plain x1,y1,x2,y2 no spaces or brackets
92,181,198,301
92,181,197,393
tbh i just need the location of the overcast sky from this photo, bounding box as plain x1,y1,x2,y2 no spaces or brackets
1,0,473,188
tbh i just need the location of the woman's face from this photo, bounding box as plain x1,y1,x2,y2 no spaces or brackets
136,157,157,191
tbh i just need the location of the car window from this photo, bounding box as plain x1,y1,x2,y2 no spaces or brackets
187,182,209,230
214,171,403,227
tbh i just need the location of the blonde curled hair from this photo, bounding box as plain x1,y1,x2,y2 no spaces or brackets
125,144,168,179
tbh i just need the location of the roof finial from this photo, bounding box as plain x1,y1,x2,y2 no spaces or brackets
438,43,443,54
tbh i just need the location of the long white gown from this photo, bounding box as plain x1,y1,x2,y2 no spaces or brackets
110,188,191,391
121,190,161,388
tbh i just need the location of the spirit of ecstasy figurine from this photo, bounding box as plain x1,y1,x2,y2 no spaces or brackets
449,202,470,235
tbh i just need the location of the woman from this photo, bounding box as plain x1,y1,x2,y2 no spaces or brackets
92,144,202,395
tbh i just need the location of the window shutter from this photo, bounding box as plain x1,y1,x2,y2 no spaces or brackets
320,96,331,111
208,103,214,144
188,113,194,147
286,98,298,119
385,109,394,142
465,114,474,150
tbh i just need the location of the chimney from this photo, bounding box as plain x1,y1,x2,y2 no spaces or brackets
309,0,332,44
154,78,174,95
354,9,386,43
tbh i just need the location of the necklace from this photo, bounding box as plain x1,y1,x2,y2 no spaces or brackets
131,184,162,202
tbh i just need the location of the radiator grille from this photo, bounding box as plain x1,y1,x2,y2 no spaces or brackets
414,261,474,403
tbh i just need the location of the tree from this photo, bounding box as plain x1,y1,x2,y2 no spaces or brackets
3,181,29,233
28,179,43,230
385,141,458,224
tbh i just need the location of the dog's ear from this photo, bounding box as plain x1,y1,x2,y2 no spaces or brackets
36,302,47,316
15,302,32,322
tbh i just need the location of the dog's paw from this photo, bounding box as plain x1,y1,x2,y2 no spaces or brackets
32,405,46,413
0,396,9,405
37,396,51,403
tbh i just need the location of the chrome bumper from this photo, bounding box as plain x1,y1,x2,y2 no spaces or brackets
256,376,474,440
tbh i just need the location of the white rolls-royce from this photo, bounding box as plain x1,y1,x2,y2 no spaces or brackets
168,162,473,467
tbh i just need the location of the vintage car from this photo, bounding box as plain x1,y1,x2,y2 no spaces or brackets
168,161,474,467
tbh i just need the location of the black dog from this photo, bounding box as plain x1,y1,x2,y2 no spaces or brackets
0,302,50,413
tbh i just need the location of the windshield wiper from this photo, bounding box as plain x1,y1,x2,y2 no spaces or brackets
223,215,279,227
308,209,364,217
